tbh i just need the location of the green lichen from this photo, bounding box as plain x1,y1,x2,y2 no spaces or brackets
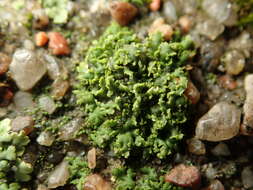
0,119,32,190
39,0,68,24
75,23,194,159
112,167,184,190
236,0,253,26
66,156,91,190
205,73,217,85
123,0,151,6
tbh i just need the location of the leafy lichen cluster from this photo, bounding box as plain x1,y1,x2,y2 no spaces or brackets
75,23,194,159
39,0,68,24
123,0,151,6
236,0,253,25
112,167,183,190
0,119,33,190
66,156,91,190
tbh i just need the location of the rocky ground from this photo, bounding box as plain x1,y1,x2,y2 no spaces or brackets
1,0,253,189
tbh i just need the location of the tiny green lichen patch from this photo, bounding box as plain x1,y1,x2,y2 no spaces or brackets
112,167,184,190
236,0,253,25
66,156,91,190
0,119,32,190
39,0,68,24
123,0,151,6
75,23,194,159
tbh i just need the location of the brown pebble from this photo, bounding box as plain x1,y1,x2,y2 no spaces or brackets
149,0,161,12
87,148,96,169
51,78,70,100
35,32,49,47
0,53,11,75
33,9,49,29
203,180,225,190
11,116,34,135
240,124,253,136
165,164,201,189
218,75,237,90
110,1,138,26
184,81,200,104
149,18,173,41
187,138,206,155
0,85,13,107
48,32,71,56
179,16,192,33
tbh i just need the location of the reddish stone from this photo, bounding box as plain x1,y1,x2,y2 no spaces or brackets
0,53,11,75
35,32,49,47
184,81,200,104
149,18,174,41
165,164,201,189
149,0,161,12
48,32,71,56
219,75,237,90
110,1,138,26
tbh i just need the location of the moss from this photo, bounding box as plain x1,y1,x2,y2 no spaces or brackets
236,0,253,26
205,73,217,85
0,119,32,189
12,0,25,10
75,23,194,159
112,167,185,190
39,0,69,24
66,156,91,190
123,0,151,6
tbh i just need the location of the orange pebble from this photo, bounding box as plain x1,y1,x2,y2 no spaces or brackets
35,32,49,47
149,0,161,12
179,16,192,33
219,75,237,90
48,32,71,56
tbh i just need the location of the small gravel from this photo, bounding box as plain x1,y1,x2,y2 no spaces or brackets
195,102,241,141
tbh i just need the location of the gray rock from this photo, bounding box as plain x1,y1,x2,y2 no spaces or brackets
39,96,57,114
195,102,241,141
13,91,34,110
211,143,230,156
187,138,206,155
0,108,7,117
228,32,253,58
44,54,61,80
205,165,217,180
37,184,49,190
202,0,231,24
9,49,47,91
223,50,245,76
207,180,225,190
44,54,68,80
58,118,82,141
242,166,253,188
163,1,177,23
23,39,35,51
196,19,224,41
242,74,253,135
37,131,55,147
47,161,69,188
173,0,197,15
